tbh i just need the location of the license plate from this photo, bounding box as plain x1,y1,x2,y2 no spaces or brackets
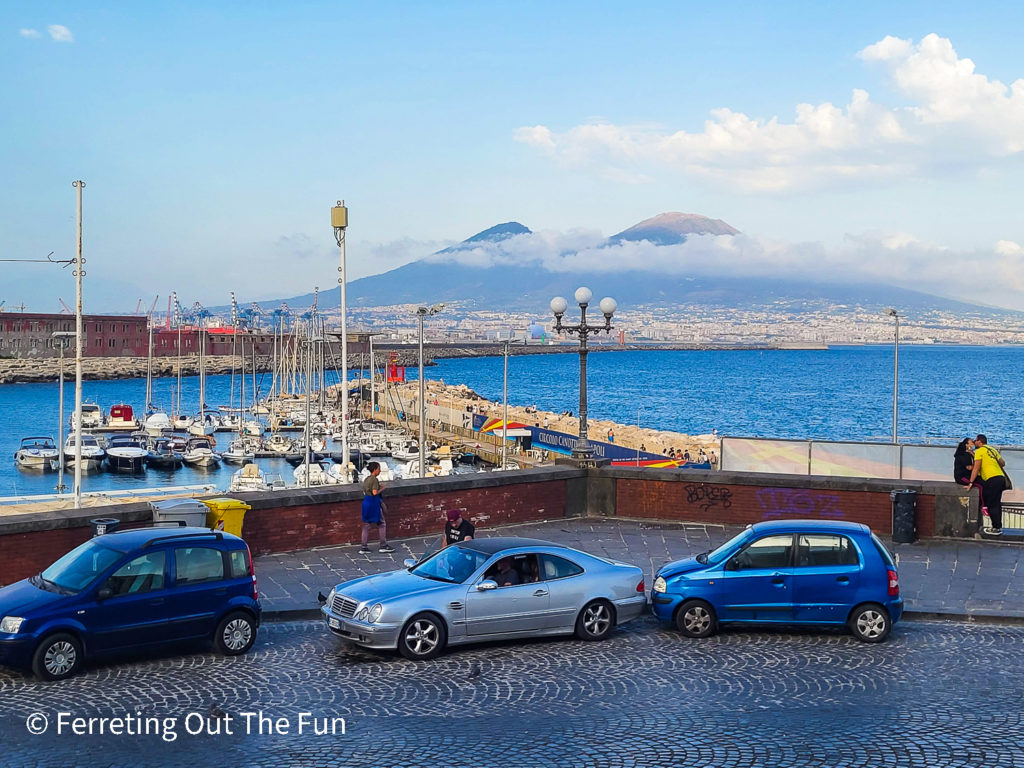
329,618,341,629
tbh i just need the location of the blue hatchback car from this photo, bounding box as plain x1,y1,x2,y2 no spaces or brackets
652,520,902,642
0,527,261,680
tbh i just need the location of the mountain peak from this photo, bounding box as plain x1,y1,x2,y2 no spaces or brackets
462,221,531,244
612,212,740,245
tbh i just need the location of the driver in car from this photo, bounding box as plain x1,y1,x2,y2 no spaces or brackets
496,558,521,587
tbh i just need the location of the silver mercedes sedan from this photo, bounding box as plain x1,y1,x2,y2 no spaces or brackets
321,537,647,660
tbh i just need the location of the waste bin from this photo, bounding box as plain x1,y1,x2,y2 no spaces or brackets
150,499,211,528
90,518,120,537
201,497,251,536
890,489,917,544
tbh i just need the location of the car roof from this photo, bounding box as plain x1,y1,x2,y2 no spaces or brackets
749,519,870,535
95,526,243,552
459,537,569,555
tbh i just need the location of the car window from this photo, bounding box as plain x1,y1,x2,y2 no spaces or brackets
485,553,541,586
796,535,860,567
412,546,489,584
175,547,225,585
228,549,250,578
41,540,123,593
730,534,793,570
103,552,166,596
541,554,584,581
870,533,896,567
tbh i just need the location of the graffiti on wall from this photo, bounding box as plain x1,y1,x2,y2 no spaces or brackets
756,488,845,519
685,485,733,512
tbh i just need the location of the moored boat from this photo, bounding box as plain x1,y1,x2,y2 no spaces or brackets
63,434,106,472
182,436,221,467
105,434,148,472
107,404,140,431
15,436,59,471
145,436,183,469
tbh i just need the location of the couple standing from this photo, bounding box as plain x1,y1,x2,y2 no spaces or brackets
955,434,1010,535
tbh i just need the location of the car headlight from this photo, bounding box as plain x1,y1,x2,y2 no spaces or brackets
355,607,369,621
367,603,383,623
653,577,667,594
0,616,25,634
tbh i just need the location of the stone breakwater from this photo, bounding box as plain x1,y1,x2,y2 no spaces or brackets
0,352,427,384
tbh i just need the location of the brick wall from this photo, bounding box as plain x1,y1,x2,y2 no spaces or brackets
613,473,938,537
1,526,96,586
241,479,568,556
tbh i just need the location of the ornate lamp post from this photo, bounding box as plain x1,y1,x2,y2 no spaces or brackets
550,287,616,465
884,308,901,444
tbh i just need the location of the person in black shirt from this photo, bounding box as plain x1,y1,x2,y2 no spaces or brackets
953,438,975,485
443,509,475,547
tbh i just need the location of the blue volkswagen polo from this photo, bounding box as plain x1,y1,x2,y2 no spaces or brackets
652,520,902,642
0,527,261,680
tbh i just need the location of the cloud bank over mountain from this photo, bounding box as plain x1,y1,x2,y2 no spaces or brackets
516,34,1024,193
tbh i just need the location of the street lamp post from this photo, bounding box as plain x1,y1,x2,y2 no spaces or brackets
416,304,445,478
332,201,350,482
502,338,510,468
71,180,85,508
884,308,901,444
550,287,616,465
53,332,75,491
636,405,642,467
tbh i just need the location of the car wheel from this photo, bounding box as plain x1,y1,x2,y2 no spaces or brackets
399,613,447,660
848,603,891,643
575,599,615,641
32,633,83,681
215,611,258,656
675,599,717,638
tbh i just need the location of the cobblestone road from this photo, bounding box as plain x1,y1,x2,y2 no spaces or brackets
2,617,1023,767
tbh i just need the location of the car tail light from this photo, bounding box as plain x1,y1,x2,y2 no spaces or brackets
887,569,899,597
636,578,645,593
247,545,258,600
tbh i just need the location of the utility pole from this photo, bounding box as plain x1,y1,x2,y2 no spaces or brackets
72,180,85,507
332,201,350,482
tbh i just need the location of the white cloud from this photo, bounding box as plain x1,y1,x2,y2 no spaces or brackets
19,28,40,39
47,24,73,42
516,34,1024,193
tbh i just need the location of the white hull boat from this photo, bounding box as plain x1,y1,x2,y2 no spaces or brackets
15,437,59,471
182,437,222,467
105,435,148,473
144,411,173,436
63,434,105,472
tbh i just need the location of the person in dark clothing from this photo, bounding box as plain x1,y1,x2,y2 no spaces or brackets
953,439,975,485
496,558,521,587
443,509,475,547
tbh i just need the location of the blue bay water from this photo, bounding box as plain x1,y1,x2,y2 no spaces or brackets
0,345,1015,497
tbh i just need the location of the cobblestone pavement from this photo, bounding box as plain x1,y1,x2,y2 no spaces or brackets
2,618,1023,767
256,517,1024,619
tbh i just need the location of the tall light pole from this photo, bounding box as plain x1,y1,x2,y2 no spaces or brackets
636,404,642,467
53,331,75,491
416,304,444,478
332,201,350,481
72,180,85,507
550,287,616,464
884,308,900,444
501,338,510,468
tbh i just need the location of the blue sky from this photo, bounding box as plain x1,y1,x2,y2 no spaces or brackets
5,1,1024,311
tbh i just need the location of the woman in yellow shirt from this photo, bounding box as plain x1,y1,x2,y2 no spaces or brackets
967,434,1008,535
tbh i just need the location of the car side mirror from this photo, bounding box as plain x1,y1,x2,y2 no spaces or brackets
403,558,417,569
96,586,113,601
476,580,498,591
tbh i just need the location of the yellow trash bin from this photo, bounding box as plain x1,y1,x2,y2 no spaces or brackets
201,497,251,537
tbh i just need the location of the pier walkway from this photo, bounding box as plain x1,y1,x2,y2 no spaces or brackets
255,517,1024,623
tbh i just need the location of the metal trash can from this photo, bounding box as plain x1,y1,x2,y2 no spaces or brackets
890,489,917,544
200,497,251,536
150,499,210,528
90,518,120,537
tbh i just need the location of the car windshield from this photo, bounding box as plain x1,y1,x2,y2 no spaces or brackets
411,546,489,584
40,540,123,593
705,529,753,565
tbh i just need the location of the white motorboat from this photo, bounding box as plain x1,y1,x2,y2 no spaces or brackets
398,457,453,479
229,463,285,493
242,420,263,437
143,410,173,436
107,404,140,431
105,434,148,473
222,438,256,465
145,437,183,469
15,436,59,471
70,403,104,430
172,414,194,431
182,436,221,467
266,434,294,454
293,459,347,486
63,434,105,472
188,409,222,437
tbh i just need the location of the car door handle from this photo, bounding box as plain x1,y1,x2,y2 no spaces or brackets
836,576,850,583
148,598,165,606
771,578,785,586
533,589,548,597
